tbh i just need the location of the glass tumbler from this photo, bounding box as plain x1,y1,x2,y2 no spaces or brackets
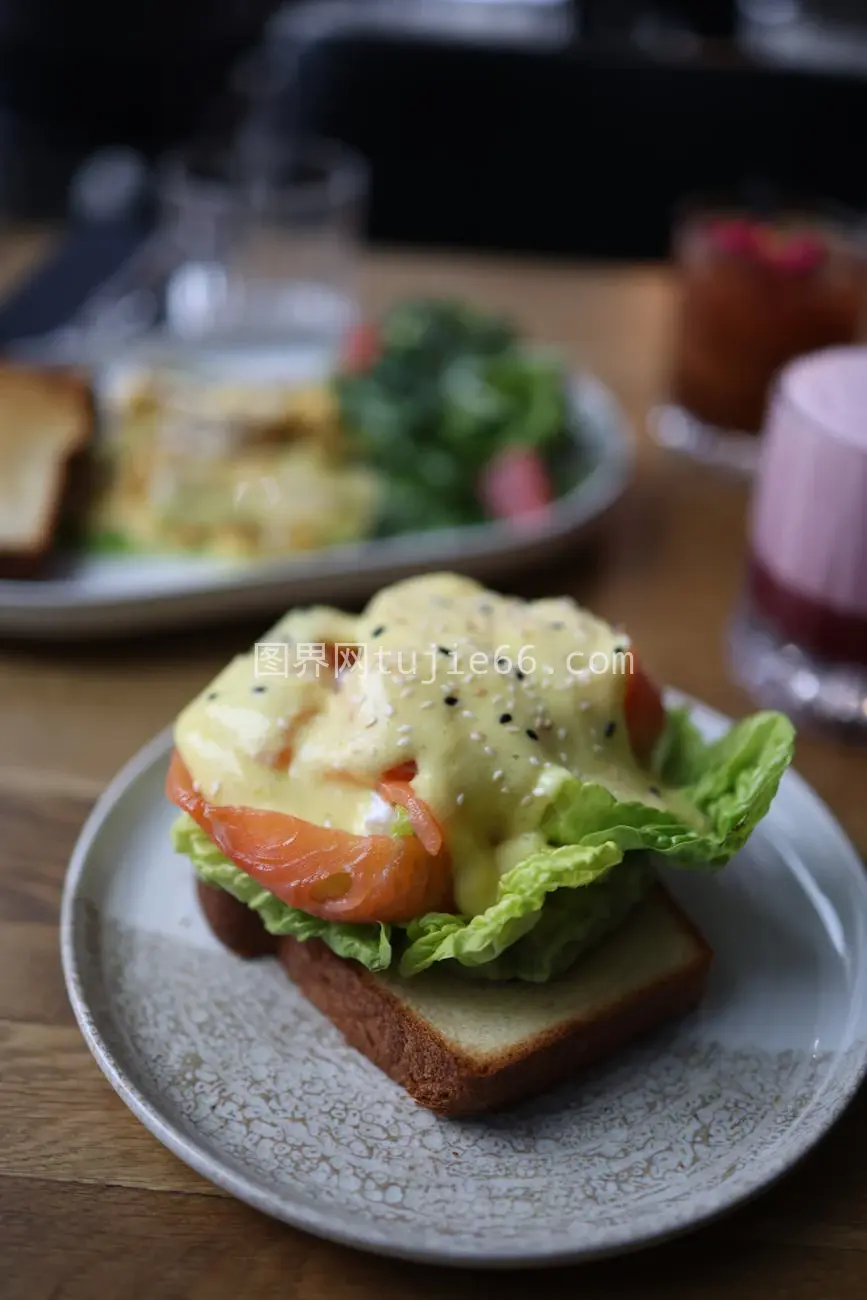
157,132,369,363
652,200,867,474
729,344,867,738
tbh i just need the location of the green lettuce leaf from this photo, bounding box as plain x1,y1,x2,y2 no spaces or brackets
173,814,393,972
402,853,654,981
400,709,794,976
545,709,795,865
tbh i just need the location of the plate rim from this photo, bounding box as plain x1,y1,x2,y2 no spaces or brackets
60,696,867,1268
0,372,632,638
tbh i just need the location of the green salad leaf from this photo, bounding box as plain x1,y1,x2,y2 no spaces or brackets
335,298,572,534
84,528,143,556
400,851,654,981
488,855,656,982
544,710,795,865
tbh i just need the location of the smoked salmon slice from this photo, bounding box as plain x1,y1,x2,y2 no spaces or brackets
377,762,444,856
166,749,453,924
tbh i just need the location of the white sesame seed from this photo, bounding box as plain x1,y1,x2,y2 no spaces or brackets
543,664,555,676
456,792,465,807
323,816,332,828
400,685,413,699
470,731,482,742
483,745,495,758
492,769,504,781
419,699,434,710
529,756,542,767
557,726,568,741
396,735,412,748
461,709,474,720
397,723,413,734
559,751,569,763
211,780,221,796
520,794,533,807
192,780,201,794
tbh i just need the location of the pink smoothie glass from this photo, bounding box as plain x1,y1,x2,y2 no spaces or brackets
729,345,867,737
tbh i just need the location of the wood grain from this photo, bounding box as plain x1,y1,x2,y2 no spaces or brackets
4,1174,867,1300
1,240,866,1297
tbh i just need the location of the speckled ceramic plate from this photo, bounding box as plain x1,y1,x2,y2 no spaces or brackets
61,697,867,1268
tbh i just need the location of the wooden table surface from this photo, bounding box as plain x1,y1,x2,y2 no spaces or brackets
2,238,866,1300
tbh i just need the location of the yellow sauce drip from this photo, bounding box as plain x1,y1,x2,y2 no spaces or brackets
174,574,702,915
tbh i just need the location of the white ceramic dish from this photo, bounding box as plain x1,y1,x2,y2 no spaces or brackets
0,352,631,640
61,696,867,1268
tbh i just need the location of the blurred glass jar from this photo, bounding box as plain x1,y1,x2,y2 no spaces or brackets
157,133,369,361
729,344,867,738
653,200,867,473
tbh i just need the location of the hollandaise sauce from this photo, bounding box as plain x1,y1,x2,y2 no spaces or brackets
173,574,698,916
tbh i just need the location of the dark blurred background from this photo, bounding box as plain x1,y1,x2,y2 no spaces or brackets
1,0,867,259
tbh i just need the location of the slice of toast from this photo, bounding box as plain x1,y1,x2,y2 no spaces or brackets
197,879,712,1116
0,364,94,578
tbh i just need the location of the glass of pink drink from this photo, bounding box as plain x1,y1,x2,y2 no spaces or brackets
729,345,867,737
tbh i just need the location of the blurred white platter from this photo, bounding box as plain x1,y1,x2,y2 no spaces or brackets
0,347,632,640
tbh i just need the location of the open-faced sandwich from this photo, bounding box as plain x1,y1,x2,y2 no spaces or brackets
167,574,794,1116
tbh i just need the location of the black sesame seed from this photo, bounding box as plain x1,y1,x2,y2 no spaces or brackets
526,728,539,741
438,646,452,657
252,685,267,694
372,625,385,638
515,669,526,682
649,785,661,797
496,657,508,671
444,695,459,707
499,712,513,725
604,720,616,738
207,691,218,700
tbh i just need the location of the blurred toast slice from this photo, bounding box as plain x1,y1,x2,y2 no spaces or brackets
0,363,94,578
197,879,712,1117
